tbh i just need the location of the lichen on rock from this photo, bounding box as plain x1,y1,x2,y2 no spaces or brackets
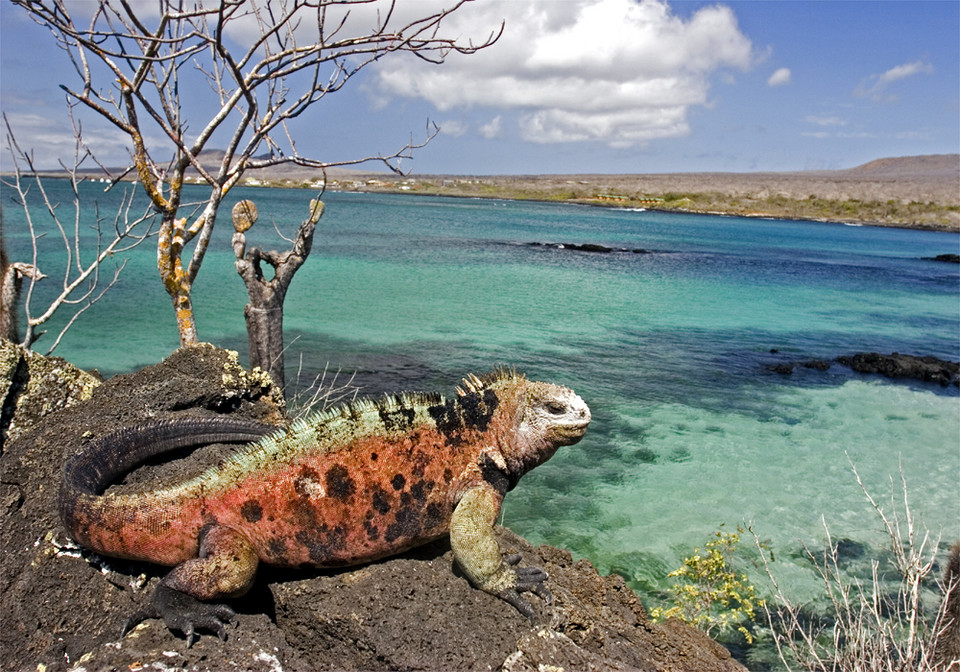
0,339,101,450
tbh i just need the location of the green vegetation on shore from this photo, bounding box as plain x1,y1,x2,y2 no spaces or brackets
233,169,960,231
341,178,959,231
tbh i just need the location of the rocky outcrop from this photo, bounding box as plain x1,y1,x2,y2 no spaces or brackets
528,242,656,254
0,345,744,671
836,352,959,387
921,253,959,263
0,339,102,451
766,351,959,387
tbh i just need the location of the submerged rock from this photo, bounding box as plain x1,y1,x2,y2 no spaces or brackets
837,352,959,387
0,345,744,671
921,253,960,263
766,363,795,375
766,351,957,387
528,242,662,255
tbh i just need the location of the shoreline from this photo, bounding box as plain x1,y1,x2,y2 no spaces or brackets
5,157,958,232
354,186,959,233
335,170,959,233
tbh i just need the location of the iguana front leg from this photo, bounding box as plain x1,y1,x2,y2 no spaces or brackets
449,482,551,619
124,524,259,646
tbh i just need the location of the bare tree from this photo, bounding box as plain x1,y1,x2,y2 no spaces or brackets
11,0,501,352
231,195,325,391
1,114,155,353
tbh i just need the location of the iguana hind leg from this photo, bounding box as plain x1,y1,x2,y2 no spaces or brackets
123,584,238,647
449,483,551,619
124,524,258,646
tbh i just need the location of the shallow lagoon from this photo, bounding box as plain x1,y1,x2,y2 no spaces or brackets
5,182,959,618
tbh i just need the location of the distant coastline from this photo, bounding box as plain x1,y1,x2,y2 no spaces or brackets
326,154,960,232
6,154,958,232
348,182,960,233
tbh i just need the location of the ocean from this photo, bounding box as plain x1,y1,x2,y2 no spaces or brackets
4,179,959,654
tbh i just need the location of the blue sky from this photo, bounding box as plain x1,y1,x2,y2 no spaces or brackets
1,0,957,175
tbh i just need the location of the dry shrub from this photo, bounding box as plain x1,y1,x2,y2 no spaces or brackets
756,457,958,671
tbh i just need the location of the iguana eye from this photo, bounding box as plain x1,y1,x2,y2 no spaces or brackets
544,401,566,415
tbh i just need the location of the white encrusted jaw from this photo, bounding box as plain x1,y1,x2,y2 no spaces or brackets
522,383,591,449
551,387,591,445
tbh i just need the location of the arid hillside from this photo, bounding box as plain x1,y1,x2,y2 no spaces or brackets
337,154,959,231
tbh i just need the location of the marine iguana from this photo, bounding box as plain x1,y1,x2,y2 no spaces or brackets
59,369,591,644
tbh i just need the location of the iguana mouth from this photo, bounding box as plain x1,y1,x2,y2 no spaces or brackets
556,419,591,444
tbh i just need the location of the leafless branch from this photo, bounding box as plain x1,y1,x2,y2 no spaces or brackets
754,458,954,671
2,113,156,353
10,0,498,347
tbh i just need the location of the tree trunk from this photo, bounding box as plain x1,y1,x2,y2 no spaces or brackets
0,212,19,342
234,244,289,391
157,215,200,347
243,297,286,391
231,199,323,396
170,285,199,347
1,211,44,346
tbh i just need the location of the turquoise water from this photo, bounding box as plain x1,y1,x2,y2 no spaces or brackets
4,180,959,623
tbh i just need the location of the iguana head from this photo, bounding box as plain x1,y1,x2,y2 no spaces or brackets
458,370,591,476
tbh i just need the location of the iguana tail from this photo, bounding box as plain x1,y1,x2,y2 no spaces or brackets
59,416,277,536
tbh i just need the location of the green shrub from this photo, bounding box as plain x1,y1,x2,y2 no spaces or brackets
651,525,764,643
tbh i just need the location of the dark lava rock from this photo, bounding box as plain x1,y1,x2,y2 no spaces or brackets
565,243,614,253
766,363,795,375
0,339,102,451
836,352,959,387
529,242,660,255
0,345,745,671
767,360,831,375
922,253,960,263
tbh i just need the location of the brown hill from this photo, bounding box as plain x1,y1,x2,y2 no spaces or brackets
844,154,959,179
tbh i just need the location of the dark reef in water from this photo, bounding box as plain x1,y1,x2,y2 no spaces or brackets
836,352,959,387
528,241,655,254
767,351,959,387
529,241,960,264
922,253,960,263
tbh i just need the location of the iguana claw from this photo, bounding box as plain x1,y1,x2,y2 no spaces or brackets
499,553,552,619
122,584,236,647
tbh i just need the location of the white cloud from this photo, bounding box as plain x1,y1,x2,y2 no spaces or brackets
894,129,933,140
0,111,141,170
805,115,846,127
877,60,935,84
438,120,468,137
373,0,756,146
767,67,791,87
802,130,879,140
854,60,934,102
479,116,503,139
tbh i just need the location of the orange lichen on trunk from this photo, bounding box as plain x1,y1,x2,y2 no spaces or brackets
157,216,199,345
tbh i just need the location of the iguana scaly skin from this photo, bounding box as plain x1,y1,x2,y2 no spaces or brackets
60,369,590,643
